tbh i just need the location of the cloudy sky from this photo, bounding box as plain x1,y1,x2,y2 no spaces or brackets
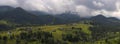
0,0,120,19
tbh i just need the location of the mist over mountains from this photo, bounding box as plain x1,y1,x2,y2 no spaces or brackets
0,6,119,26
0,0,120,19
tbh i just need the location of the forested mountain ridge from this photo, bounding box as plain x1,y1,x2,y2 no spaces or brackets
0,6,65,25
0,6,119,26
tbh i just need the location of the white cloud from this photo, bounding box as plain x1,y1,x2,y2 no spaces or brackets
112,2,120,19
91,2,120,19
93,1,104,7
18,0,76,14
0,0,120,19
76,5,92,17
0,0,17,7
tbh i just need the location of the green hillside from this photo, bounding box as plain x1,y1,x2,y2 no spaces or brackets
0,22,119,44
0,6,120,44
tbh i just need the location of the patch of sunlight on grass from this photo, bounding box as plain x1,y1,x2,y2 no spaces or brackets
52,30,63,40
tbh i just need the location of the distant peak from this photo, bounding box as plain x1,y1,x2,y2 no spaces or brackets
108,17,119,20
15,7,23,10
0,6,15,12
0,6,13,8
90,14,107,20
94,14,106,18
14,7,26,11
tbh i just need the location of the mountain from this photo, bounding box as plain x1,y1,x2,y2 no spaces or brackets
30,11,50,16
90,15,107,21
108,17,120,21
0,7,65,25
0,6,14,12
30,11,65,24
30,11,82,24
55,12,81,23
16,7,120,25
87,14,120,25
0,7,41,24
90,14,120,21
0,6,119,26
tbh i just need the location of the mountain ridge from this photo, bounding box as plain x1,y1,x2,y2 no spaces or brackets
0,6,119,26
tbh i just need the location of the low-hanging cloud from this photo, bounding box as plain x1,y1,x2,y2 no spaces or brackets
0,0,120,19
